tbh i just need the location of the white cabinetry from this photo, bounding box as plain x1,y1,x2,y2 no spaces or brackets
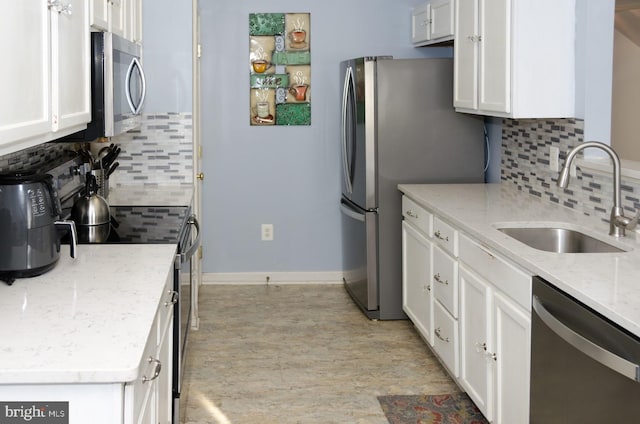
453,0,575,118
90,0,141,43
412,0,454,46
401,194,532,423
124,275,175,424
458,234,531,424
90,0,125,37
0,274,175,424
402,197,434,345
0,0,90,156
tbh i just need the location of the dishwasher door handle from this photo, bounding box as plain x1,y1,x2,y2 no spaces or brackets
533,295,640,382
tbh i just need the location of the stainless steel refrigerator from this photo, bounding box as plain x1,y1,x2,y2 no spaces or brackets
340,57,484,320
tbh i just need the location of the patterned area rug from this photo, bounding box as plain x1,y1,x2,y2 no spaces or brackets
377,393,489,424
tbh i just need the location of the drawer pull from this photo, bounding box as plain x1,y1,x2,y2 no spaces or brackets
434,230,449,242
164,290,178,307
142,357,162,383
435,327,450,343
434,273,448,285
423,284,431,292
406,209,418,218
476,342,497,361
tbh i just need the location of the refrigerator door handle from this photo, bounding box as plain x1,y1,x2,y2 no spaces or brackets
341,66,355,194
340,200,365,222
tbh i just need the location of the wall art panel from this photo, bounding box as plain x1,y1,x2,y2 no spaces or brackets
249,13,311,126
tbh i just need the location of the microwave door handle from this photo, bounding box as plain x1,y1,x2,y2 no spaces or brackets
134,58,147,114
125,58,147,115
532,295,640,382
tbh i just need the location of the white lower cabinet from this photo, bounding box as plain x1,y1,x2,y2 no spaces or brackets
459,266,492,417
433,299,459,377
402,221,434,345
0,274,175,424
124,274,175,424
458,235,531,424
401,194,532,423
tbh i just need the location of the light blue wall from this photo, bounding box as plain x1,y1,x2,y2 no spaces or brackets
574,0,615,146
142,0,192,113
199,0,451,273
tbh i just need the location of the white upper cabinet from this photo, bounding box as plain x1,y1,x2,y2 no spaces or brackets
0,3,51,149
91,0,141,43
453,0,576,118
0,0,90,156
53,0,92,132
127,0,143,44
412,0,455,46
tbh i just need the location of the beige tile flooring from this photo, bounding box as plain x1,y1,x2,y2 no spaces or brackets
180,284,460,424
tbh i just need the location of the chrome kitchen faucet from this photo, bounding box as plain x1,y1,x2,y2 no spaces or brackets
557,141,638,237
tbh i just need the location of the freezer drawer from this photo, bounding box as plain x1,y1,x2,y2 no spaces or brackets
340,198,378,318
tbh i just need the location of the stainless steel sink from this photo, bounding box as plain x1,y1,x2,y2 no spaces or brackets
497,226,627,253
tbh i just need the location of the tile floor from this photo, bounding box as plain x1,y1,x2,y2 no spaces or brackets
180,284,460,424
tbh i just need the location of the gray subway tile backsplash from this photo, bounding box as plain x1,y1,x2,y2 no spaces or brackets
4,114,639,225
501,118,640,225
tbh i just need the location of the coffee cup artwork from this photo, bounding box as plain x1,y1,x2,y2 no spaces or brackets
252,59,272,74
289,70,309,102
288,18,308,49
289,84,308,101
249,12,311,126
252,89,274,125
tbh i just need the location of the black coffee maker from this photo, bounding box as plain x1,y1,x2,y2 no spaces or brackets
0,172,77,284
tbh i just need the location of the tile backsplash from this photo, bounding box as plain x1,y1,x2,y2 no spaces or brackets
0,113,193,188
501,118,640,225
0,142,78,175
108,112,193,187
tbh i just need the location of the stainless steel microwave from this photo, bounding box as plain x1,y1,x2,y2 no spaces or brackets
64,32,146,141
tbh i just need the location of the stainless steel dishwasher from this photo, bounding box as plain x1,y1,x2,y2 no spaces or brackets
530,277,640,423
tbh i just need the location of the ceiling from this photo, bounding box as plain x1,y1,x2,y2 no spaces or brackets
616,0,640,46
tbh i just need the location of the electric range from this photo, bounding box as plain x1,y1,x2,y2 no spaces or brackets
64,205,190,244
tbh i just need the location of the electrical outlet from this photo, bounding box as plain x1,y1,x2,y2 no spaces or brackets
261,224,274,241
550,146,560,172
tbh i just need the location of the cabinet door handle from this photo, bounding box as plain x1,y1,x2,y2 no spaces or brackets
433,273,448,285
48,0,73,15
434,327,450,343
423,284,431,292
142,357,162,383
406,209,418,218
164,290,178,307
434,230,449,242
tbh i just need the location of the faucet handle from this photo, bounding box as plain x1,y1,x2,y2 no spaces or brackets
626,210,640,231
618,209,640,231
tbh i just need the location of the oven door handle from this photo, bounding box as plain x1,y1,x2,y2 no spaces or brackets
178,215,201,266
533,295,640,382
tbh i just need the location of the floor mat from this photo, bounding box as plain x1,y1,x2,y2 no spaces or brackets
377,393,489,424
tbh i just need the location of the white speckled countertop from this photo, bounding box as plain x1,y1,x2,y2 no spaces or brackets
0,242,177,384
398,183,640,337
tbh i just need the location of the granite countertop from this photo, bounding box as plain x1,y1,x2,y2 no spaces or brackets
0,244,177,384
398,183,640,337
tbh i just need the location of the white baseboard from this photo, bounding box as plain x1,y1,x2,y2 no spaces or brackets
201,271,343,285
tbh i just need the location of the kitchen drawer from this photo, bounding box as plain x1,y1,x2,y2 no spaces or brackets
402,196,432,236
459,234,532,311
433,300,459,377
125,314,158,423
432,244,458,317
157,274,176,347
433,216,458,256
